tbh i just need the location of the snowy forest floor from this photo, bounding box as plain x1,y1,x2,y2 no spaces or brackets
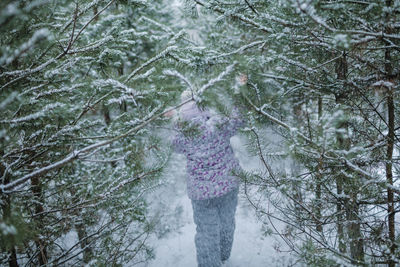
139,135,297,267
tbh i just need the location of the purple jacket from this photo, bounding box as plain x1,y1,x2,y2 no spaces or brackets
173,102,243,200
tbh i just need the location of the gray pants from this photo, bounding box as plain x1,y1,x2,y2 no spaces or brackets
191,188,239,267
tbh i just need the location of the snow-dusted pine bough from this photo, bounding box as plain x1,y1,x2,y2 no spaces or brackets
186,0,400,266
1,0,399,266
0,0,240,265
0,0,199,265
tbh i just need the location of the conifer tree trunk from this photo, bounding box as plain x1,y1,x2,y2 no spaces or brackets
8,249,18,267
292,103,304,223
336,176,346,254
384,2,396,266
315,97,323,232
0,161,19,267
335,54,347,255
345,195,364,265
336,52,365,264
384,0,396,267
76,221,93,263
385,87,395,267
70,187,93,264
385,83,395,267
30,176,48,266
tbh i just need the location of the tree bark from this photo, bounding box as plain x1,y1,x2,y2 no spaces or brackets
384,1,396,266
335,53,348,255
0,156,19,267
31,176,48,266
8,248,18,267
336,175,346,254
315,96,323,232
335,52,365,264
292,102,304,225
385,88,395,267
76,221,93,263
346,195,365,264
70,186,93,264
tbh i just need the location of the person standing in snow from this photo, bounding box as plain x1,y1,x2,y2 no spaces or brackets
166,90,244,267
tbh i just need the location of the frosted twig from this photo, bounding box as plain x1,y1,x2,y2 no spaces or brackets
60,0,102,33
261,13,302,27
167,30,186,45
197,63,236,95
81,157,125,163
72,0,117,46
277,55,314,72
245,96,400,195
1,58,57,78
131,67,156,81
67,36,114,54
0,103,65,124
139,17,194,45
65,3,78,53
124,46,177,83
311,54,343,70
258,72,320,91
140,16,174,34
168,53,192,65
296,0,400,40
0,98,192,193
209,40,265,60
93,78,136,94
163,69,195,92
244,0,258,15
72,91,114,125
0,0,116,90
193,0,272,33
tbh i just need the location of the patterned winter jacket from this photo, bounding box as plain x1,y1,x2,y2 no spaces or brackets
172,102,243,200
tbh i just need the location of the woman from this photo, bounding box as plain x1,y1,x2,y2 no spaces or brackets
170,97,243,267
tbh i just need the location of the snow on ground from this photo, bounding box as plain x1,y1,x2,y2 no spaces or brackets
139,135,295,267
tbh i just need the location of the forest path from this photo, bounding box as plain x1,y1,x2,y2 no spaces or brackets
139,135,294,267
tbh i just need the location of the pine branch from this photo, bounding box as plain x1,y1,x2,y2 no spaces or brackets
244,0,258,15
0,99,192,193
197,63,236,96
245,96,400,195
124,46,177,83
162,69,195,92
209,40,265,60
193,0,272,33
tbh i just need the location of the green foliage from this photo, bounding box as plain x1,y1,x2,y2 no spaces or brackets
0,0,195,265
186,0,400,265
299,240,341,267
0,210,36,250
1,0,399,265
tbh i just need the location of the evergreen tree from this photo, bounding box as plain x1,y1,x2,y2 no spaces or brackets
0,0,199,265
186,0,400,265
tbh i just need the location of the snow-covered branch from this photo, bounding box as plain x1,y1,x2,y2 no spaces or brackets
124,46,177,83
209,40,265,60
71,0,117,46
163,69,195,92
0,95,196,194
296,0,400,40
246,97,400,195
193,0,272,33
197,63,236,96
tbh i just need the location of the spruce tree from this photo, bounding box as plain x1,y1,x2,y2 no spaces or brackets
186,0,400,265
0,0,195,265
